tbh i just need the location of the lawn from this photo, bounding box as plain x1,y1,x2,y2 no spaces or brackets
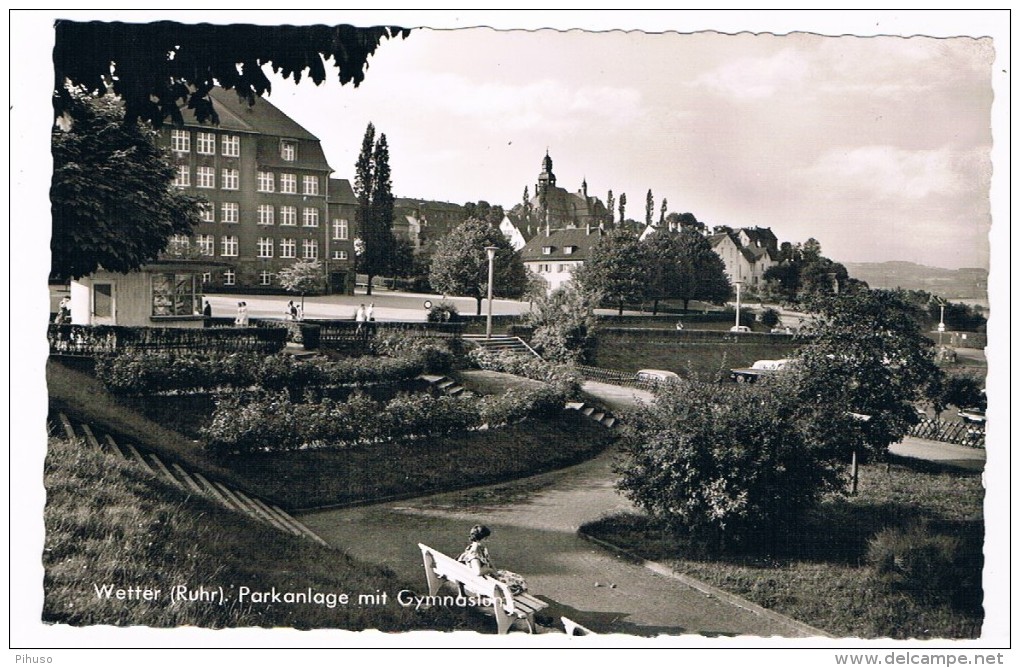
594,337,802,377
43,436,479,631
581,463,984,639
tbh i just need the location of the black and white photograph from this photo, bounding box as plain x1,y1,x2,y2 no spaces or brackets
10,9,1010,662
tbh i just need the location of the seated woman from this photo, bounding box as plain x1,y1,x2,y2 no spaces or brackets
457,525,528,595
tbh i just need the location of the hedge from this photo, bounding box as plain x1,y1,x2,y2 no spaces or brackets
202,384,568,456
467,348,582,397
94,351,426,395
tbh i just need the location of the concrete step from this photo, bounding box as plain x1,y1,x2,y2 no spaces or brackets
57,413,76,442
192,472,240,511
581,406,595,416
102,434,131,461
447,386,465,396
147,453,184,489
80,423,103,450
591,412,606,422
601,416,617,428
171,463,206,496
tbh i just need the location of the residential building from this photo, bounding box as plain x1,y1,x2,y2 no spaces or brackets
392,198,468,249
161,88,333,292
520,226,604,293
707,227,779,287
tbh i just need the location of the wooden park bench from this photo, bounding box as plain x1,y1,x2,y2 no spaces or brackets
418,543,549,634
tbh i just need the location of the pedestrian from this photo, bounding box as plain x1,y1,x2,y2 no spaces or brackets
56,296,71,324
296,303,303,321
203,300,212,318
457,525,529,596
355,303,367,335
367,303,375,322
235,301,249,327
286,300,297,321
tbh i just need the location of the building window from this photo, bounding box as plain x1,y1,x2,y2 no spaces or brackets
173,165,190,188
259,271,274,286
197,234,215,256
221,202,239,224
542,246,553,255
557,264,566,273
280,238,296,258
221,235,238,257
280,173,297,194
257,171,275,192
302,238,318,259
280,206,297,226
196,166,215,189
302,207,319,227
332,218,349,240
332,250,348,260
151,273,201,317
303,175,319,195
564,246,575,255
257,204,274,225
257,237,274,258
167,234,190,253
280,140,296,161
171,130,190,153
223,270,235,286
196,132,216,155
221,134,240,157
221,168,239,190
202,272,211,284
198,202,214,222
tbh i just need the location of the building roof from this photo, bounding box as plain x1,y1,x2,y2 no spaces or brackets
203,88,320,141
327,178,357,204
520,227,603,262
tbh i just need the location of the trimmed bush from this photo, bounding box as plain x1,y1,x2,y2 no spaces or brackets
375,331,454,374
479,385,567,427
468,348,582,397
427,301,460,323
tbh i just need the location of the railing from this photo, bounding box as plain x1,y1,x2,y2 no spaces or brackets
47,323,288,356
908,418,985,448
311,320,465,344
574,364,641,387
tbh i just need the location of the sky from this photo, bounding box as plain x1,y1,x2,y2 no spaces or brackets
242,14,1001,271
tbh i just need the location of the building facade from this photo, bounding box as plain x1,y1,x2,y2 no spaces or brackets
528,152,609,232
520,226,604,293
161,88,343,293
707,227,779,287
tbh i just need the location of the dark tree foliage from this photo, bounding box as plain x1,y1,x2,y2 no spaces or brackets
50,91,204,281
428,218,527,315
573,228,646,315
645,227,731,312
795,289,941,460
354,124,396,295
645,189,654,226
53,21,410,126
618,192,627,225
606,190,615,226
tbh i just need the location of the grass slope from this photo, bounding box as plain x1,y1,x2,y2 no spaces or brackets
43,436,477,631
582,464,984,639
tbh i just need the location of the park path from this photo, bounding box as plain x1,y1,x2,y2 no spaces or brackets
297,379,981,638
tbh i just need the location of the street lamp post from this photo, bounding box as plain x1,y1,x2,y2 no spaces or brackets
938,304,946,346
485,246,498,340
734,281,743,329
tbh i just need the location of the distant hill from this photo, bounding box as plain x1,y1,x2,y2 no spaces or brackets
843,261,988,301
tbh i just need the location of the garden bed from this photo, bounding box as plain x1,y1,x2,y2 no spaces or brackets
581,463,984,639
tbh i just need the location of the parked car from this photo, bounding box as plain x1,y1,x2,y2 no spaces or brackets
730,358,792,383
729,325,752,333
958,408,986,425
635,369,680,384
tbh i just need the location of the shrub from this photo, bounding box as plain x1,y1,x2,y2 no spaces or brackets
375,331,454,374
427,301,460,323
479,385,566,427
468,348,582,397
759,307,781,328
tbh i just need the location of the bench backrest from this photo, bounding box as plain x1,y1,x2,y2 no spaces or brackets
418,543,515,614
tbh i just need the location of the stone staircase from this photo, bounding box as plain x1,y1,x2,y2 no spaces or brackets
463,334,541,358
417,376,618,430
52,413,329,547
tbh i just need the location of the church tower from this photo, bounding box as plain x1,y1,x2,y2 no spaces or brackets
536,150,557,196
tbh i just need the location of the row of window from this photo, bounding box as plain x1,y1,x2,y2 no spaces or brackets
171,234,351,261
195,203,334,229
174,166,321,195
257,171,319,195
533,263,572,274
171,130,298,163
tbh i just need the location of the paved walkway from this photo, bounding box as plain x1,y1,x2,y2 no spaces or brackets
298,448,814,638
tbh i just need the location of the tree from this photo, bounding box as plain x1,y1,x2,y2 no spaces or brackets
525,283,597,364
50,89,204,281
573,228,646,315
53,21,409,126
795,289,941,465
277,259,325,310
606,190,615,227
645,189,654,226
428,218,527,315
616,376,844,549
353,124,396,295
644,227,731,312
618,192,627,225
660,198,668,225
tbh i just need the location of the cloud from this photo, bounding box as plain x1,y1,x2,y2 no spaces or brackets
691,48,810,98
390,71,645,134
795,145,968,200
